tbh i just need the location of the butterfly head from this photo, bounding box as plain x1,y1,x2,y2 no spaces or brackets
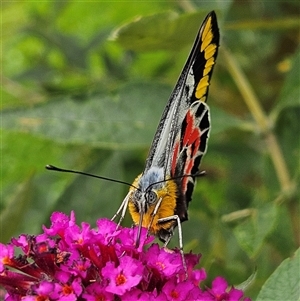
128,167,178,246
129,167,164,218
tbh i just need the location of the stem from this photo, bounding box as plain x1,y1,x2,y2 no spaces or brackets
264,133,293,192
222,47,269,133
222,46,292,191
222,46,298,245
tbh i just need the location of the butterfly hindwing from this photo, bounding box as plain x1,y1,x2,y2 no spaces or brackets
171,102,210,214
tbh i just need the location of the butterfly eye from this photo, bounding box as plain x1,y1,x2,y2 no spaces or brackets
146,190,157,204
132,190,142,201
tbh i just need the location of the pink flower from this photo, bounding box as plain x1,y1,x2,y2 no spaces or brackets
162,280,200,301
0,244,14,272
102,256,144,295
202,276,249,301
144,244,182,277
0,211,251,301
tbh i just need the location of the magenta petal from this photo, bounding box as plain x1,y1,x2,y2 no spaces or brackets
228,287,244,301
211,276,228,294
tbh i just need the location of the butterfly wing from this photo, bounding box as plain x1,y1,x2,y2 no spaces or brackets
145,11,219,181
127,11,219,246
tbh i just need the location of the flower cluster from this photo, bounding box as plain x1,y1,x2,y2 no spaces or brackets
0,212,251,300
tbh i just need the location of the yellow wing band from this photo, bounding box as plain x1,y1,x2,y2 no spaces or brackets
195,14,218,100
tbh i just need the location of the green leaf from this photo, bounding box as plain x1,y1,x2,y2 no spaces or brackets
0,175,34,243
233,202,278,258
112,10,216,52
1,82,170,150
256,248,300,301
1,83,246,151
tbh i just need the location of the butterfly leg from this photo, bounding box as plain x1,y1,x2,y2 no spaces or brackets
111,192,130,228
157,215,187,277
146,197,163,238
108,193,130,246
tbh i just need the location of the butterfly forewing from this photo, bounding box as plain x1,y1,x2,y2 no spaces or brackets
145,11,219,177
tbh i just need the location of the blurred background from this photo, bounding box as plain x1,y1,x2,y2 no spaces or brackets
2,1,299,299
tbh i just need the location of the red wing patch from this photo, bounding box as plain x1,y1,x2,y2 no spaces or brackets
171,102,210,205
182,110,201,161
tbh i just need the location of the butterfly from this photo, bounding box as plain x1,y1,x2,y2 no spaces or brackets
112,11,220,258
46,11,219,271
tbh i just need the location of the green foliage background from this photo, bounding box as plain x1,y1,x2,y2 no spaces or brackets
1,1,299,299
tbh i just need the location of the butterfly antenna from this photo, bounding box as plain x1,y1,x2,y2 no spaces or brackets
45,164,138,189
